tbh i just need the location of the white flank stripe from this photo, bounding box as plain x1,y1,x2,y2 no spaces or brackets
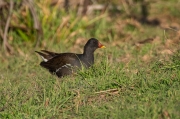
55,64,72,72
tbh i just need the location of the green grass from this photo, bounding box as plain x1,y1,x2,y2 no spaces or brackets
0,47,180,118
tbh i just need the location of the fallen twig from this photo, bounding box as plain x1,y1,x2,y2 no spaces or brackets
95,88,118,94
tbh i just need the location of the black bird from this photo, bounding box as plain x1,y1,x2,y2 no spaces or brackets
35,38,105,78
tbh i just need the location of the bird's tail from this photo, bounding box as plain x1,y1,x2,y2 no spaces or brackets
35,50,59,62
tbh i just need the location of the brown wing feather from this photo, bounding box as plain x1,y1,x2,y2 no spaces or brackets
40,53,81,72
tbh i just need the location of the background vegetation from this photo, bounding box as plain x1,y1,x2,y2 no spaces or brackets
0,0,180,118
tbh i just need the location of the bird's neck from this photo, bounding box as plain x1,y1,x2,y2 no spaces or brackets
83,48,94,66
83,46,94,56
83,50,94,59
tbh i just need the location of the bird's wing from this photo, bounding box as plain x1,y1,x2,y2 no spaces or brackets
40,54,81,72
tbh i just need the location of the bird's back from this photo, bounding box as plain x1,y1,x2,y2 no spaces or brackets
40,53,83,77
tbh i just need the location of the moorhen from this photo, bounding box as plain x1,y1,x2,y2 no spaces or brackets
35,38,105,78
